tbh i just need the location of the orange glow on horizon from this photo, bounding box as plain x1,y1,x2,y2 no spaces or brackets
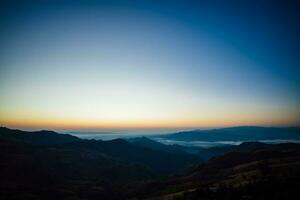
1,114,299,131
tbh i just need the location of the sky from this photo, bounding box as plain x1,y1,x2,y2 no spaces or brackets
0,0,299,132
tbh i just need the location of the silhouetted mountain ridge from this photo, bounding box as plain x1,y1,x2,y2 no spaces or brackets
0,127,80,145
197,141,300,160
127,136,193,156
0,127,200,174
162,126,300,141
2,127,300,200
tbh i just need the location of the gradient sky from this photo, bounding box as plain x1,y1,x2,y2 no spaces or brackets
0,0,299,132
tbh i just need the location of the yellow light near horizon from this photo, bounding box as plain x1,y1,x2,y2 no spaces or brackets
1,109,299,131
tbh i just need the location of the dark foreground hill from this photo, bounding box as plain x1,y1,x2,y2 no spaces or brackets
128,145,300,200
0,127,200,200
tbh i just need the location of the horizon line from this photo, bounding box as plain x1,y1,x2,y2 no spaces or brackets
2,125,300,134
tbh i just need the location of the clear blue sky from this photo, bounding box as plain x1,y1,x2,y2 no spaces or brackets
0,0,299,131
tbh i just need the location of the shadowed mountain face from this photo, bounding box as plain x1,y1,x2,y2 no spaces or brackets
127,135,300,161
0,127,202,199
127,136,193,156
0,127,201,175
128,145,300,200
1,127,300,200
196,141,300,161
161,126,300,141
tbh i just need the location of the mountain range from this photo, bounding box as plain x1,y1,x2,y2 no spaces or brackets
160,126,300,141
1,126,300,200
